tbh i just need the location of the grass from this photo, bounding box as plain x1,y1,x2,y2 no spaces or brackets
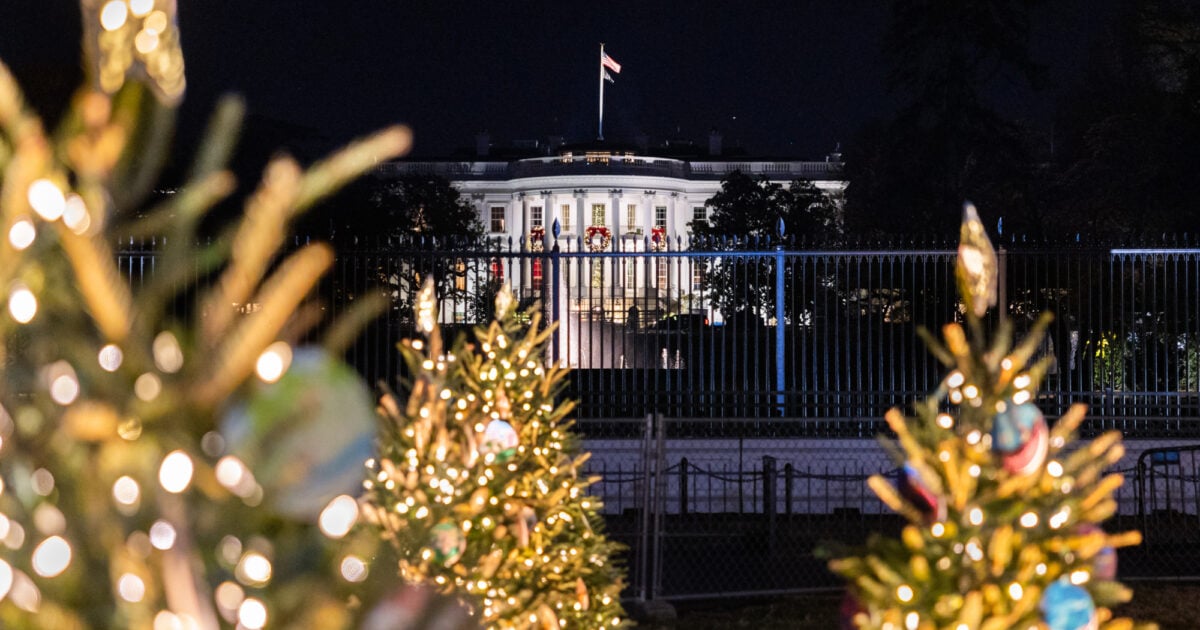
652,582,1200,629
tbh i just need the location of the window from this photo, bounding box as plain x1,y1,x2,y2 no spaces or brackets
455,259,466,291
560,204,573,231
654,206,667,227
656,259,668,289
530,206,543,227
490,206,506,233
626,204,639,231
693,206,707,223
625,259,636,288
591,204,606,226
691,262,705,292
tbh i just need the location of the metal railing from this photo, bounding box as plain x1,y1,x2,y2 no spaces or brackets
115,234,1200,431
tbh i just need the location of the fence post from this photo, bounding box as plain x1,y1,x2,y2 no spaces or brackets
652,412,668,600
637,412,653,602
774,238,786,415
784,462,794,517
550,219,562,365
998,245,1008,318
679,457,689,516
763,455,777,554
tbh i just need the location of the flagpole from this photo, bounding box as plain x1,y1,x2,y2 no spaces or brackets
598,43,605,140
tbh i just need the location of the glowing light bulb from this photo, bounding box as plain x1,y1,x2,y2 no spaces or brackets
340,555,368,582
129,0,154,17
99,0,128,31
8,219,35,250
896,584,914,602
1008,582,1023,600
62,195,90,233
936,413,954,429
149,520,176,550
31,535,71,577
135,27,160,53
968,508,983,526
237,552,272,585
113,476,140,506
159,450,193,493
99,344,124,371
118,573,145,602
135,373,162,401
1019,512,1039,528
153,331,184,373
238,598,268,629
215,581,245,612
8,286,37,323
318,495,358,539
0,559,11,599
27,179,65,221
255,341,292,383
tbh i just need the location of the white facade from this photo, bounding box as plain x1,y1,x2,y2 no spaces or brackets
379,153,845,252
379,151,845,363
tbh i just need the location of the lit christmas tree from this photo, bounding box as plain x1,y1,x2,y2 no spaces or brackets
828,204,1155,630
0,2,409,627
365,281,627,629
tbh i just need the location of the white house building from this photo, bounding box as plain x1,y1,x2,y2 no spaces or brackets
377,135,846,363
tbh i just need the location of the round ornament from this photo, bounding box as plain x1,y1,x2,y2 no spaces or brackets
839,591,865,630
481,419,519,462
1040,579,1098,630
430,521,466,565
1001,415,1049,476
898,462,946,521
220,348,375,520
992,403,1044,453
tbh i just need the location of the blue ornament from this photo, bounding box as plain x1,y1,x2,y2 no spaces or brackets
898,463,945,521
221,348,376,520
992,403,1044,453
1040,579,1097,630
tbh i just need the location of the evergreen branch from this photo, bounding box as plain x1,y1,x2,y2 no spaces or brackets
187,95,244,183
292,126,412,213
193,242,334,405
200,155,302,344
322,290,388,357
123,170,235,239
109,83,176,211
56,227,133,342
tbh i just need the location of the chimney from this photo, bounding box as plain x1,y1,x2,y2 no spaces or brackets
708,129,723,156
475,132,491,157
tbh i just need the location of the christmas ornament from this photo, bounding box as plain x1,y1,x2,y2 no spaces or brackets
839,590,865,630
898,462,945,521
481,419,519,462
1077,524,1118,580
956,201,998,318
220,347,375,520
430,521,466,565
575,577,590,611
514,505,537,548
1001,414,1049,476
1040,579,1098,630
991,403,1044,453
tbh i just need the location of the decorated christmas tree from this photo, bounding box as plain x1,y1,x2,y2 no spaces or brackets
364,280,627,629
0,2,409,627
828,204,1155,630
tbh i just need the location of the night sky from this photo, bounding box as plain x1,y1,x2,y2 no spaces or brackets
0,2,1118,160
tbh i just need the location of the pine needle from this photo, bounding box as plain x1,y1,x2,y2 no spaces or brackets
56,226,133,342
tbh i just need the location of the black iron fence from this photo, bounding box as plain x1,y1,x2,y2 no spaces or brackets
115,234,1200,430
592,415,1200,601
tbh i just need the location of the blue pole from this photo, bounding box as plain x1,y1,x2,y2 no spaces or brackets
774,243,785,415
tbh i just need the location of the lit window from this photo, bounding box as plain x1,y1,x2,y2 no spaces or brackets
490,207,505,233
655,206,667,228
560,204,573,231
455,259,466,291
530,206,543,227
591,204,606,226
656,259,668,289
626,204,639,230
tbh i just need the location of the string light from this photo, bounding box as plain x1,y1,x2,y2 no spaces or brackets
8,285,37,323
27,179,66,221
159,450,193,493
31,535,72,577
8,218,35,250
149,520,176,550
98,344,124,371
255,341,292,383
99,1,128,31
318,495,358,539
117,573,146,602
62,195,91,234
237,598,268,630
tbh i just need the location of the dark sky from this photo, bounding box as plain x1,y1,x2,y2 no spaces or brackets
0,2,1118,160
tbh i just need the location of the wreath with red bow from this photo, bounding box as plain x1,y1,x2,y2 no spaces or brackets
529,225,545,252
650,226,668,251
585,225,611,252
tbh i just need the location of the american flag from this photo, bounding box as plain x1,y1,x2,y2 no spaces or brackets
601,52,621,74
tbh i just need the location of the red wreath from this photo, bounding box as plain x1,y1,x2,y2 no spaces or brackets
650,226,668,251
529,226,545,252
585,225,612,252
